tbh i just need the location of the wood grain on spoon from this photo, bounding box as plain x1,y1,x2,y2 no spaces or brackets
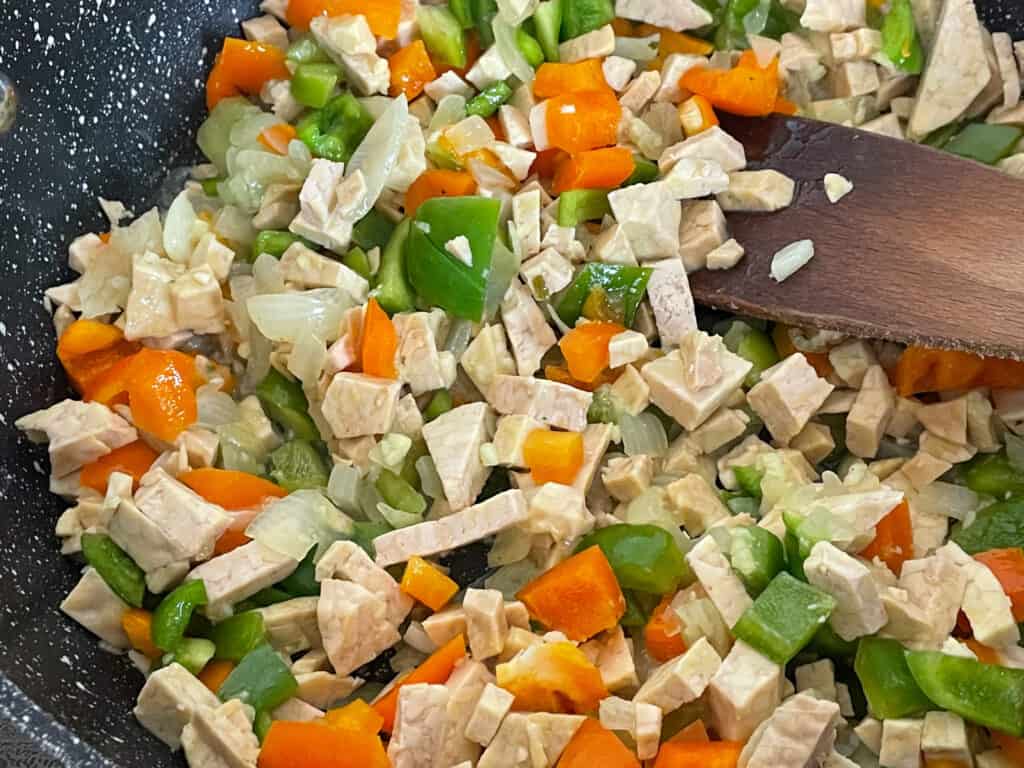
687,114,1024,360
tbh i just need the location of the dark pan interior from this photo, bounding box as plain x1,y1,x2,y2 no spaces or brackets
1,1,1022,765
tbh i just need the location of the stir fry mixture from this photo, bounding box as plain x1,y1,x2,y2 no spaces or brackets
16,0,1024,765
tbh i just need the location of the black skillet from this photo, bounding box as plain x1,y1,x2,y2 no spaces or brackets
1,1,1022,765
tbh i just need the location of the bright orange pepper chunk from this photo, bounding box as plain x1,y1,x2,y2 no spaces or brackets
258,721,390,768
991,731,1024,764
373,634,466,732
518,546,625,641
543,364,618,393
213,529,253,556
545,90,622,154
179,468,288,510
126,349,200,442
324,699,385,733
534,59,610,99
523,429,585,485
286,0,401,37
552,147,634,194
556,718,641,767
645,594,687,662
654,740,744,768
404,170,477,216
496,641,609,714
56,319,139,395
80,440,159,494
859,500,913,577
361,298,398,379
389,40,437,99
121,609,161,660
975,548,1024,622
681,54,781,117
206,38,289,109
891,346,1023,396
400,556,459,611
771,324,834,378
199,660,235,694
558,321,626,383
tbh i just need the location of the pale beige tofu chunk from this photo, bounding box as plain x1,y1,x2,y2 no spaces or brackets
610,364,651,416
522,482,594,541
828,339,877,387
465,683,516,747
134,663,220,749
916,397,968,445
315,540,412,625
422,403,495,511
645,258,698,347
181,699,260,768
791,422,836,465
321,373,402,439
489,375,593,432
16,399,137,478
608,330,648,369
921,711,971,766
678,200,729,273
659,127,747,174
966,390,1000,452
608,182,681,261
716,170,795,212
461,324,517,398
60,567,130,648
804,541,887,641
635,637,722,712
579,626,639,692
739,693,841,768
615,0,712,31
500,281,557,376
898,451,952,490
317,579,401,675
493,414,544,467
879,718,924,768
393,311,457,396
846,365,895,457
463,588,510,660
440,659,495,766
795,658,837,701
189,541,299,620
620,71,661,113
387,683,450,768
270,698,324,722
831,60,880,97
258,597,321,655
602,455,655,503
279,242,369,300
708,641,782,742
422,602,531,647
919,431,977,464
293,672,361,710
686,536,753,627
689,407,749,454
748,354,834,444
706,238,745,270
476,713,584,768
665,473,730,536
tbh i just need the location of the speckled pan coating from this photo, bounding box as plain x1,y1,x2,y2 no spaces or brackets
0,1,1020,766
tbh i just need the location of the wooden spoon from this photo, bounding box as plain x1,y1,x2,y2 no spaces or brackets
687,114,1024,360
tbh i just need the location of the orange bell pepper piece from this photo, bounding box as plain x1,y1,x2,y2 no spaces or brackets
258,721,390,768
400,556,459,611
286,0,401,38
213,528,253,556
545,90,622,154
654,740,744,768
389,40,437,99
974,548,1024,622
534,59,610,99
552,147,634,194
361,298,398,379
645,594,687,662
678,94,719,138
259,123,298,155
556,718,641,768
992,731,1024,764
127,349,201,442
559,321,625,383
523,429,585,485
121,608,162,660
518,546,625,641
979,357,1024,389
680,54,781,117
199,660,236,694
891,346,1024,396
179,468,288,509
496,641,609,714
83,354,137,406
56,319,138,395
964,638,1002,665
206,38,290,109
859,500,913,576
771,324,833,378
404,170,477,217
532,148,570,179
543,364,618,393
373,634,466,732
324,700,385,733
80,440,159,494
669,720,710,744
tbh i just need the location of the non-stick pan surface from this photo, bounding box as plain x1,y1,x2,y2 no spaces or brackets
1,1,1022,765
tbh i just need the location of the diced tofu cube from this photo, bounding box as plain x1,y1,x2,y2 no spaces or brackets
741,693,841,768
580,626,639,691
493,414,544,467
830,28,882,61
559,24,615,62
602,455,654,503
520,248,573,300
966,390,1000,452
679,199,729,272
635,637,722,712
800,0,866,32
423,403,494,511
321,373,402,438
879,718,924,768
663,158,730,200
387,683,450,768
747,354,834,444
804,541,887,641
279,242,369,300
424,71,474,101
315,540,413,625
831,60,880,97
921,711,971,766
686,536,753,627
318,579,401,675
462,324,517,399
845,365,895,458
522,481,594,542
705,238,745,270
795,658,837,700
489,375,593,432
645,259,698,347
656,53,709,102
716,170,795,212
466,45,512,90
133,663,220,749
464,588,510,660
603,56,638,91
476,713,584,768
394,311,457,396
60,567,130,648
589,223,638,266
258,597,321,655
499,105,533,149
500,281,557,376
828,339,877,387
607,330,648,369
615,0,713,31
690,407,749,453
961,556,1020,648
788,421,835,465
608,182,682,261
660,127,747,174
610,364,651,416
708,641,782,742
620,70,661,113
466,683,516,747
665,473,730,536
187,541,298,619
440,659,496,766
170,265,226,335
917,396,968,445
181,699,260,768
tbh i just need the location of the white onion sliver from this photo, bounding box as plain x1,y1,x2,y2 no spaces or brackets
196,384,241,427
620,411,669,457
163,190,197,264
613,34,660,62
493,17,535,84
429,94,468,132
246,490,353,561
915,481,982,521
1007,432,1024,472
415,456,445,500
485,561,540,600
346,94,408,223
327,463,363,515
288,333,327,388
377,502,422,529
242,327,273,392
247,289,350,343
770,239,815,282
253,252,285,295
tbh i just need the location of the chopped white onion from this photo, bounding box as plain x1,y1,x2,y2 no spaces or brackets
163,190,198,264
346,94,408,224
327,463,363,515
1007,432,1024,472
915,481,983,521
442,319,474,359
484,239,521,320
613,34,660,62
246,490,354,561
488,527,534,567
247,288,352,344
287,333,326,389
196,384,241,427
213,205,257,246
242,327,273,392
620,411,669,457
415,456,445,500
377,502,422,529
429,95,468,132
485,561,540,600
253,253,285,295
370,433,413,472
770,239,815,282
493,17,535,84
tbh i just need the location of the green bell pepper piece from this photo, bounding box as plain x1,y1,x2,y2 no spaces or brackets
255,368,320,441
534,0,563,62
296,92,374,163
715,0,797,50
418,6,468,68
855,637,932,719
784,530,807,581
352,208,397,252
251,230,310,263
407,224,489,321
472,0,499,46
557,189,612,226
517,28,545,68
268,439,329,492
201,178,222,197
809,622,859,659
733,465,764,499
620,589,661,628
423,390,454,422
561,0,614,41
723,322,781,387
80,533,146,608
587,386,625,425
467,81,514,118
152,580,209,653
963,452,1024,498
236,587,293,612
729,526,785,596
162,637,217,676
725,495,760,518
254,710,273,743
210,611,266,662
218,644,298,712
342,246,371,279
277,550,321,598
287,35,330,65
449,0,475,28
415,196,501,276
945,123,1024,165
376,469,428,517
623,155,659,186
577,524,691,595
352,521,391,557
952,499,1024,555
291,63,342,109
881,0,923,74
373,218,416,314
906,650,1024,735
732,572,835,664
556,263,653,328
400,439,430,491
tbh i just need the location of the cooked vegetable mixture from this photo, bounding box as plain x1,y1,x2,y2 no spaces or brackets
18,0,1024,765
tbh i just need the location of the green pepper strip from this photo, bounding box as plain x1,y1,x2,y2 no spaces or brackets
376,469,428,517
163,637,217,676
963,452,1024,498
218,644,298,712
577,524,691,595
277,550,321,598
251,230,310,263
80,533,146,608
210,611,266,662
624,155,658,186
291,63,342,109
448,0,475,28
268,439,330,492
342,246,371,279
560,0,615,40
944,123,1024,166
557,189,611,227
296,92,375,163
534,0,563,62
373,218,417,314
467,81,514,118
353,208,397,252
418,5,468,68
854,637,932,719
254,368,320,441
728,526,785,596
881,0,923,74
907,649,1024,735
556,263,653,328
287,36,330,65
733,465,764,499
952,499,1024,555
517,28,545,68
732,572,835,664
152,580,209,653
723,322,780,387
472,0,499,46
423,390,454,422
620,589,661,628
